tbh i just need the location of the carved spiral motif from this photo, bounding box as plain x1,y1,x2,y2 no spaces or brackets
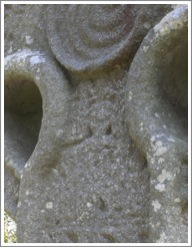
46,5,138,73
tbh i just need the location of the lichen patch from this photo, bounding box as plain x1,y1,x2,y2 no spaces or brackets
25,35,33,45
155,183,165,192
152,200,161,212
157,169,172,183
46,202,53,209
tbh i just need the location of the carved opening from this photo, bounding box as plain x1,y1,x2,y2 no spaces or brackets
5,77,43,175
159,37,188,130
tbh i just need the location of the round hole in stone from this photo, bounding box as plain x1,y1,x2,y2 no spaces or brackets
5,77,43,174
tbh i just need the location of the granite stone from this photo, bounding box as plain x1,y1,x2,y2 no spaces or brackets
4,4,188,243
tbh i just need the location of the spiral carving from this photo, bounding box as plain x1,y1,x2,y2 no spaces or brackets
46,5,145,74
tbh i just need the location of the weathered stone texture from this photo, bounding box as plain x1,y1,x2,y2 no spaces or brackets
4,4,188,243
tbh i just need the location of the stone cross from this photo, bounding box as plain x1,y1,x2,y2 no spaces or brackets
4,4,188,243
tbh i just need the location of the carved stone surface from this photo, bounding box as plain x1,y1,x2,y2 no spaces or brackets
4,4,188,243
46,5,168,75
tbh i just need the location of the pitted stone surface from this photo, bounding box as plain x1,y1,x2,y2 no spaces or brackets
125,5,188,242
4,4,188,243
46,4,170,76
16,70,150,243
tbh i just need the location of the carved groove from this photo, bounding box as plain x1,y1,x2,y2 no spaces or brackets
46,5,135,74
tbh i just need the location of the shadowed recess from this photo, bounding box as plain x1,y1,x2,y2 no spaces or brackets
159,37,188,131
5,77,43,176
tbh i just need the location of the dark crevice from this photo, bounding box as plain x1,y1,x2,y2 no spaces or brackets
87,125,93,138
98,197,106,211
105,123,112,135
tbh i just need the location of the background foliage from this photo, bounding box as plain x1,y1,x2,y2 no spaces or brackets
4,212,17,243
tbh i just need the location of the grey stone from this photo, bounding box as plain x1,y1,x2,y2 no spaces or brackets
46,4,170,76
125,5,188,242
4,4,188,243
